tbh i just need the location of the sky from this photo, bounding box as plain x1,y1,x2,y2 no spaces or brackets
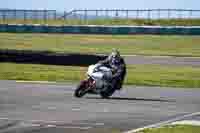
0,0,199,11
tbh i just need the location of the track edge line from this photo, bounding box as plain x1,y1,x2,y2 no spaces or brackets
124,112,200,133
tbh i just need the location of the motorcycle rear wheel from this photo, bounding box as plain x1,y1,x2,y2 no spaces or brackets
100,87,115,99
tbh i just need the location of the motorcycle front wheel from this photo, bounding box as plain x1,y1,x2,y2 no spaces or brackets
74,82,88,98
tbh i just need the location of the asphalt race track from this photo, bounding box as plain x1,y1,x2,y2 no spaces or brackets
124,56,200,67
0,80,200,133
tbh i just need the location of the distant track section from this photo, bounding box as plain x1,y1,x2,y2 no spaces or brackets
1,50,200,67
0,49,106,66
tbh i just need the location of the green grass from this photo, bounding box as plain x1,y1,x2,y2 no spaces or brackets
1,19,200,26
127,65,200,88
1,33,200,57
1,63,200,88
0,63,86,82
137,125,200,133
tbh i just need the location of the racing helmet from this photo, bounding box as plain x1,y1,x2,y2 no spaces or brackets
110,49,121,65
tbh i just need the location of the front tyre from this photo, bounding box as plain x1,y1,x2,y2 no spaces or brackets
74,82,88,98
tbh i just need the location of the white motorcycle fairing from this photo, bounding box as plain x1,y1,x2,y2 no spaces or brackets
87,64,112,89
74,64,117,98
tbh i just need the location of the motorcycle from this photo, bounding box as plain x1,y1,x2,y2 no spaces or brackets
74,64,116,98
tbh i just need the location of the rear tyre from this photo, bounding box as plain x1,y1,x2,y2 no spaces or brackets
74,82,88,98
100,87,115,99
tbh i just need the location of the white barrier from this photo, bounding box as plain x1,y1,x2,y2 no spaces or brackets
0,24,200,35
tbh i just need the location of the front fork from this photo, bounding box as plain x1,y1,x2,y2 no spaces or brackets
84,77,95,90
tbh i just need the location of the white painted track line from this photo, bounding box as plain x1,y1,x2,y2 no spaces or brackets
16,80,58,84
0,117,102,130
97,54,200,58
124,112,200,133
171,120,200,126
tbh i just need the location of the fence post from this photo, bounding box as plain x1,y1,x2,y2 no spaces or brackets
84,9,87,23
179,9,182,19
148,9,151,20
136,10,139,19
96,10,98,17
158,9,160,19
2,10,6,24
126,10,129,19
54,11,57,20
115,10,119,19
105,9,108,18
24,10,27,24
64,11,66,20
34,10,37,20
44,10,47,24
73,10,76,19
168,9,171,19
14,9,17,20
189,10,193,19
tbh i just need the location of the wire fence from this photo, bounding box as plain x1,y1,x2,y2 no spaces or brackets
64,9,200,20
0,9,57,24
0,9,200,25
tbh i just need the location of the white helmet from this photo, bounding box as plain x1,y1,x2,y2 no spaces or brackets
110,49,120,65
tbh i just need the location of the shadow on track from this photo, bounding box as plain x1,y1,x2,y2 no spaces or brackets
85,97,175,102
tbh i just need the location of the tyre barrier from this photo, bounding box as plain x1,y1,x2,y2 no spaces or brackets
0,24,200,35
0,50,107,66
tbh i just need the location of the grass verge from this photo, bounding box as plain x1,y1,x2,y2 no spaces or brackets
1,19,200,26
1,63,200,88
0,33,200,57
137,125,200,133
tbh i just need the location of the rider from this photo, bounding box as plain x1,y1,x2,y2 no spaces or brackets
98,49,126,90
